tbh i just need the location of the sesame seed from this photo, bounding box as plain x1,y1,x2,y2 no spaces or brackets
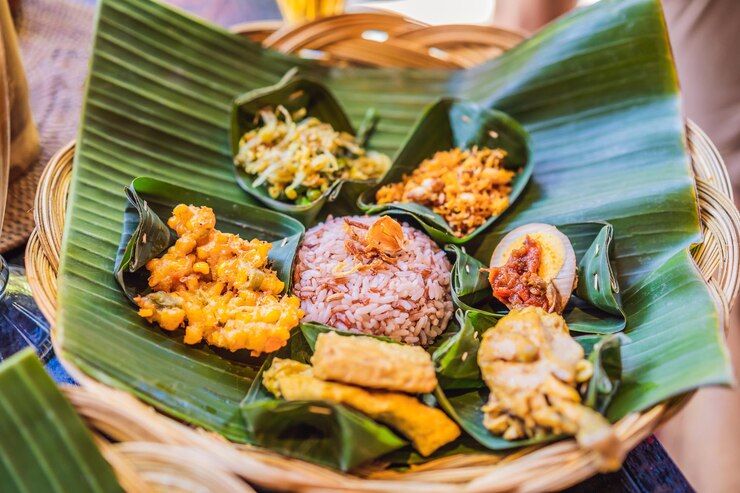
281,237,288,247
142,233,147,244
461,351,468,361
595,244,600,256
488,130,499,139
594,273,599,291
465,265,470,273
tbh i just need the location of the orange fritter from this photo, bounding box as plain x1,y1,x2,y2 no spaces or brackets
134,204,302,356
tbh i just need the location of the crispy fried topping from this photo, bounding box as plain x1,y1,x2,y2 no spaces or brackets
338,216,407,275
376,147,514,237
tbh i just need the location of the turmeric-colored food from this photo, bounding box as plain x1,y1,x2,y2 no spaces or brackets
134,204,303,356
375,147,514,237
264,358,460,456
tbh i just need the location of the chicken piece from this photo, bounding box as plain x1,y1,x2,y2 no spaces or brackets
311,331,437,393
477,307,622,470
264,358,460,456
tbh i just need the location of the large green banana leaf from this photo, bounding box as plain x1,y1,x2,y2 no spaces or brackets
57,0,732,460
0,349,123,492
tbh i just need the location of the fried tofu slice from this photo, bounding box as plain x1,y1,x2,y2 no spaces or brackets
264,358,460,456
310,331,438,394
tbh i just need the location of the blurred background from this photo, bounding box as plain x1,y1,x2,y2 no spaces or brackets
2,0,737,491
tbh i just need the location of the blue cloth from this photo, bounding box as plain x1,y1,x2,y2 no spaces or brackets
46,355,76,384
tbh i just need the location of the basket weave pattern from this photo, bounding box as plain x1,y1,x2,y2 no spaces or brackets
25,14,740,492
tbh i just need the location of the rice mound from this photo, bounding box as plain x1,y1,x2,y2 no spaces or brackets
293,216,454,345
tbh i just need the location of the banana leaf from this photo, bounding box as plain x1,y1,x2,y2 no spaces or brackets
358,98,531,244
578,333,624,413
446,222,625,334
57,0,732,460
433,310,496,390
299,321,398,352
239,330,407,471
435,332,624,450
114,176,304,300
607,250,731,419
111,176,304,443
241,399,406,471
231,73,383,225
0,349,123,492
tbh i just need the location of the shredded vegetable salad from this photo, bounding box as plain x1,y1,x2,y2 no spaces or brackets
234,106,390,205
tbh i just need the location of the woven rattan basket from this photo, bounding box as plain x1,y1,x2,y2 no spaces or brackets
24,13,740,492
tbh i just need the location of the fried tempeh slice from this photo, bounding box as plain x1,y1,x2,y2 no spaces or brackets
310,331,437,393
264,358,460,456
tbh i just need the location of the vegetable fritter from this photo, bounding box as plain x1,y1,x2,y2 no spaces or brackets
135,204,303,356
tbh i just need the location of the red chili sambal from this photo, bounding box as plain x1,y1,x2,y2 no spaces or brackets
488,236,550,310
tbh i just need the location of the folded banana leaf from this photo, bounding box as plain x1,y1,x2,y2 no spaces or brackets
242,399,407,471
109,176,304,442
299,322,398,352
359,98,531,244
435,332,623,450
240,331,407,471
578,333,624,413
447,222,625,335
0,349,123,492
433,310,496,390
232,74,384,225
115,176,304,300
57,0,732,459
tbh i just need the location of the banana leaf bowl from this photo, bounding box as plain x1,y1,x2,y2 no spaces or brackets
25,0,740,491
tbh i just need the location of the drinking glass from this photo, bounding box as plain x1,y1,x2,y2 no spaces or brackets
276,0,346,25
